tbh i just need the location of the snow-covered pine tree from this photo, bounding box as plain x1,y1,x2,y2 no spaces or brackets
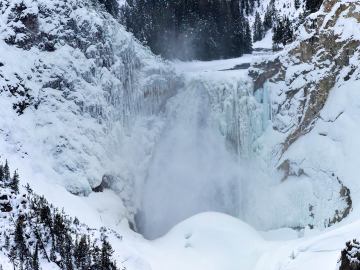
282,17,294,45
32,242,40,270
272,16,294,49
0,165,4,183
4,160,10,183
253,12,264,42
101,238,116,270
263,0,275,32
14,217,29,268
9,170,20,194
75,235,91,270
244,18,253,53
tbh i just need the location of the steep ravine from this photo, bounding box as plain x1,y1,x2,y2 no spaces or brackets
0,0,358,246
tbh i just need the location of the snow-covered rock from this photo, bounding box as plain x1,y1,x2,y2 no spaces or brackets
0,0,182,228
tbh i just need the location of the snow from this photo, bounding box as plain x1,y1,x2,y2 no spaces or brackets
140,212,266,270
115,212,360,270
253,31,274,49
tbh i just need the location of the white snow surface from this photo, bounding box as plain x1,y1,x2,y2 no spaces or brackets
98,212,360,270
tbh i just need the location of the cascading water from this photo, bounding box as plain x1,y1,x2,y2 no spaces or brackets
136,75,269,239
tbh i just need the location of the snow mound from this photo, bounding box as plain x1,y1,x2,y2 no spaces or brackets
144,212,265,270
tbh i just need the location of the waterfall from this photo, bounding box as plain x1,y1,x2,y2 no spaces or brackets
136,74,270,239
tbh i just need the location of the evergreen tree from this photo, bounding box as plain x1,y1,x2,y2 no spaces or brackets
90,243,101,270
14,217,28,266
282,17,294,45
272,16,294,49
253,12,264,42
294,0,301,10
263,0,275,31
272,17,283,49
0,164,4,183
4,160,10,182
4,234,10,251
50,242,57,262
39,202,52,227
75,235,90,270
101,238,116,270
10,170,20,194
64,234,74,270
9,247,18,270
25,183,33,194
243,18,253,53
32,243,40,270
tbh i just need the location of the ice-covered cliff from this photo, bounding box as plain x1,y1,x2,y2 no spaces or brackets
249,0,360,230
0,0,186,226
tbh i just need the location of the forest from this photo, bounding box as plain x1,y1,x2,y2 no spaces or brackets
120,0,253,60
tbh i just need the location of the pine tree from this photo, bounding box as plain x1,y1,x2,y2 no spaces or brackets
9,247,18,270
90,243,101,270
50,242,57,262
0,164,4,183
282,17,294,45
294,0,301,9
24,257,32,270
14,217,28,266
263,1,275,31
25,183,33,194
10,170,20,194
4,234,10,251
272,17,283,49
253,12,264,42
32,242,40,270
272,15,294,49
101,238,116,270
4,160,10,182
243,18,253,53
39,203,52,227
75,235,90,270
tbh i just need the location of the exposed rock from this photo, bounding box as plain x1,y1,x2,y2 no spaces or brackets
278,159,306,182
250,0,360,155
249,59,285,91
339,239,360,270
328,176,352,226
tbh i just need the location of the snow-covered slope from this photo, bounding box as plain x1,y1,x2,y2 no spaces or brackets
0,0,183,228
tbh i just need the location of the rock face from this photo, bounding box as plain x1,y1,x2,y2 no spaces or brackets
252,0,360,154
249,0,360,229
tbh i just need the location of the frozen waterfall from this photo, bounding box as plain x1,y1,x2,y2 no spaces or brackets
135,74,270,239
